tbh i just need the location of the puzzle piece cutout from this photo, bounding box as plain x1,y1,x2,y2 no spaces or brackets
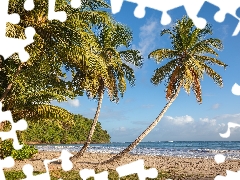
24,0,35,11
21,150,73,180
0,0,82,63
232,83,240,95
48,0,82,22
0,0,36,62
0,156,15,180
79,169,109,180
214,154,226,164
214,170,240,180
110,0,240,35
0,102,28,150
116,159,158,180
219,122,240,138
197,2,240,36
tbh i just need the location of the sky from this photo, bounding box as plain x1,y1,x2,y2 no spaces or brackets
54,1,240,142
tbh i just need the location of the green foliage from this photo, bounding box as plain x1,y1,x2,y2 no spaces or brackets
11,144,38,160
22,114,111,144
149,16,227,103
1,0,114,124
0,139,38,160
4,169,198,180
0,140,13,158
72,22,143,102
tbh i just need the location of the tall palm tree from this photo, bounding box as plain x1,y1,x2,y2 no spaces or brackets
101,16,228,164
70,22,143,162
0,0,113,123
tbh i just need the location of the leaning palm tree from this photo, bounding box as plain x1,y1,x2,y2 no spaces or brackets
0,0,113,120
0,0,113,136
101,16,228,164
70,22,143,162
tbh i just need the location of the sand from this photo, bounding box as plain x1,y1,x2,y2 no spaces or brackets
4,151,240,179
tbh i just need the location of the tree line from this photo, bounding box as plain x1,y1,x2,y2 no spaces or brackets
21,114,110,144
0,0,227,164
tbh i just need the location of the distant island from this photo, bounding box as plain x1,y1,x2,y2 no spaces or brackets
22,114,111,144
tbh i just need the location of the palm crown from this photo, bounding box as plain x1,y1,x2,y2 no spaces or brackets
149,16,228,103
102,16,228,164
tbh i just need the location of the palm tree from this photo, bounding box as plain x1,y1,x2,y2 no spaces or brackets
0,0,114,122
70,22,143,162
101,16,228,164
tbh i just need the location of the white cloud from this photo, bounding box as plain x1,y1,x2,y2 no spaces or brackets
115,113,240,141
118,127,126,132
212,103,220,109
165,115,194,125
133,18,160,57
199,118,216,126
67,99,80,107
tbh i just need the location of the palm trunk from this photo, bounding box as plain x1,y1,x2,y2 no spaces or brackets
71,90,104,162
100,84,182,164
0,63,23,102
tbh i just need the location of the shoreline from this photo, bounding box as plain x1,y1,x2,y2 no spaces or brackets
5,151,240,178
27,142,110,145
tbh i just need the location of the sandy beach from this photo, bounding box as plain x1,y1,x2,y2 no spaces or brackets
4,151,240,179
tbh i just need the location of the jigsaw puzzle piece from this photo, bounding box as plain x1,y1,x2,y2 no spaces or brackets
132,0,185,25
214,170,240,180
232,7,240,36
22,164,51,180
181,0,207,29
197,1,239,36
22,150,73,180
24,0,35,11
0,118,28,150
70,0,82,9
0,0,20,37
48,0,67,22
0,0,36,62
48,0,81,22
111,0,185,25
1,27,35,62
58,150,74,171
110,0,124,14
79,169,108,180
116,159,158,180
207,0,240,23
0,102,28,150
0,156,15,180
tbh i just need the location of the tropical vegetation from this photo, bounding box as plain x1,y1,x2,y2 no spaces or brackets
70,20,143,162
101,16,228,164
1,0,113,125
0,0,114,159
4,168,190,180
22,114,110,144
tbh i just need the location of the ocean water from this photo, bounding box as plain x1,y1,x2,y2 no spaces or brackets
34,141,240,160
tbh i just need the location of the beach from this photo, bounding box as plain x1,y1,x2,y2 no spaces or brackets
5,151,240,179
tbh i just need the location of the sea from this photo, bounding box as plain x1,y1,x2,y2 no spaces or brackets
34,141,240,160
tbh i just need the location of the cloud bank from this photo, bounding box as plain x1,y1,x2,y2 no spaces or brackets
110,113,240,142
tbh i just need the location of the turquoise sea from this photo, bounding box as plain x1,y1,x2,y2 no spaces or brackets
34,141,240,160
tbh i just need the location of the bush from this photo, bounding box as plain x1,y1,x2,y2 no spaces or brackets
0,140,13,158
0,139,38,160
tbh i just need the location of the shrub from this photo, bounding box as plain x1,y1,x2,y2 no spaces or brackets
0,139,38,160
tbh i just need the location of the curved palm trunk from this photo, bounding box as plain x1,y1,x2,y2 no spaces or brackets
71,90,104,162
101,84,182,164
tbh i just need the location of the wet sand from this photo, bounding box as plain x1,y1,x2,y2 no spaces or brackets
5,151,240,179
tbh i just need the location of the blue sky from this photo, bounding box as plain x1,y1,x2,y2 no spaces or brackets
54,2,240,142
